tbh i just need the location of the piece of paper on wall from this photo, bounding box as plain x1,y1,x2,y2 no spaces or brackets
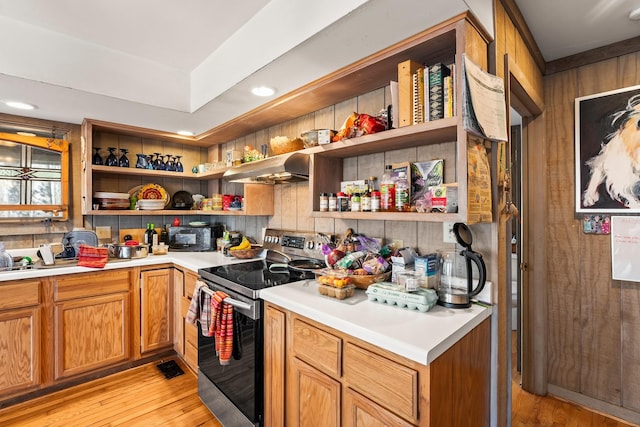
462,54,508,142
611,216,640,282
467,135,493,224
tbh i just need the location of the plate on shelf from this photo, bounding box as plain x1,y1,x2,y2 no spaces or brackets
226,207,242,211
188,221,209,227
129,184,170,207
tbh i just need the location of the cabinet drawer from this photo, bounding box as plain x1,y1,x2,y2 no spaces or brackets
344,342,418,421
54,270,130,301
180,295,191,319
185,341,198,370
291,317,341,378
185,321,199,347
0,281,40,310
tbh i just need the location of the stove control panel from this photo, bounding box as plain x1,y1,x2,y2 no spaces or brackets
263,228,329,260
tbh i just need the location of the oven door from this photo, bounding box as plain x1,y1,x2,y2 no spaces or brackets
197,280,262,426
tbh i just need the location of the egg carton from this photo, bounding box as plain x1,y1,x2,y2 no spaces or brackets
365,283,438,312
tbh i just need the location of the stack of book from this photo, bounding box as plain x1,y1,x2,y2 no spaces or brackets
397,60,455,127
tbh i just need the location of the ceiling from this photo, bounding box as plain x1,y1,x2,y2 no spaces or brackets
0,0,638,138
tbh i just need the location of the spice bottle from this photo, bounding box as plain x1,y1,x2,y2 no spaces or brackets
337,192,349,212
361,189,371,212
351,193,361,212
328,193,337,211
371,191,381,212
319,192,329,212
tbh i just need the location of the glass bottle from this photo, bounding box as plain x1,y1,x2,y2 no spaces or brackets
328,193,337,212
380,165,396,212
319,192,329,212
371,191,381,212
395,170,410,212
351,193,361,212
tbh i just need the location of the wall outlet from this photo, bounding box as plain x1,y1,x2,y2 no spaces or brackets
443,222,456,243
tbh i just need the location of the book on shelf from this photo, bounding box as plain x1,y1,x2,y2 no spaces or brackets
397,59,422,127
428,63,451,121
412,67,425,124
443,63,455,118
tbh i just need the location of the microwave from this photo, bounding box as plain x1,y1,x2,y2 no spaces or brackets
168,226,223,251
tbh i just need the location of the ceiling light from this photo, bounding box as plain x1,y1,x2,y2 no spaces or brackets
5,101,36,110
251,86,276,97
177,130,194,136
630,7,640,20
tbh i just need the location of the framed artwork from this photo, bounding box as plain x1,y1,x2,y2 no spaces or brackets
575,85,640,213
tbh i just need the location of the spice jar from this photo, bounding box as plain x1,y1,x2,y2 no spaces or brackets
361,191,371,212
319,192,329,212
328,193,337,211
337,192,349,212
351,193,361,212
371,191,381,212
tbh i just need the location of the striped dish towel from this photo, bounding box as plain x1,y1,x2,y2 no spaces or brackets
186,281,214,337
209,291,234,365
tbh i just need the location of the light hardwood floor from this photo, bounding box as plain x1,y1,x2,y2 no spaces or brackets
0,353,637,426
0,359,221,427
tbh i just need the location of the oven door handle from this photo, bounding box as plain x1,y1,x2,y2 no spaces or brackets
200,286,252,311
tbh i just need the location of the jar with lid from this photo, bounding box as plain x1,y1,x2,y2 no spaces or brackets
361,190,371,212
351,193,361,212
371,191,381,212
319,192,329,212
328,193,337,211
337,192,349,212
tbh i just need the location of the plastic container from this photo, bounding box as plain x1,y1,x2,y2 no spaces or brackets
380,165,395,211
317,283,356,300
395,170,410,212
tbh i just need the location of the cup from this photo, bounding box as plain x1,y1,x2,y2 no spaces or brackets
93,203,100,210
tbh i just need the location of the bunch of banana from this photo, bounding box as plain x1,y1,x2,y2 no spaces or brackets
230,236,251,251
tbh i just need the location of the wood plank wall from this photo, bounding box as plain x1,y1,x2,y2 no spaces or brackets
544,52,640,418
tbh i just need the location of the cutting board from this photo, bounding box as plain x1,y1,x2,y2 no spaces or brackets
119,228,147,244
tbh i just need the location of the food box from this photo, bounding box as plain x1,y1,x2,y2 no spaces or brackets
414,253,438,288
429,183,458,213
315,269,391,290
317,283,356,300
340,180,369,195
411,159,444,205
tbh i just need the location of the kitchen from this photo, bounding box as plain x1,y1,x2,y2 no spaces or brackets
1,0,640,426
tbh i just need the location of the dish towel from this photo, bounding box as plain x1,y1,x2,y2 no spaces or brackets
186,280,214,337
209,290,234,365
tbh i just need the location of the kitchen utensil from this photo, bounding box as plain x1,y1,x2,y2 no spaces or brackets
436,222,486,308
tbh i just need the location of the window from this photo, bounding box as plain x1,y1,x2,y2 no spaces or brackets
0,133,69,220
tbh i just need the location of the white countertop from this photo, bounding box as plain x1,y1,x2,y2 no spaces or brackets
260,281,492,365
0,250,251,281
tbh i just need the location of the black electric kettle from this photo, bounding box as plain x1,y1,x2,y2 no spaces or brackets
436,222,486,308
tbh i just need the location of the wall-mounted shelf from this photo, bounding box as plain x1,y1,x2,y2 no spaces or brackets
90,165,229,180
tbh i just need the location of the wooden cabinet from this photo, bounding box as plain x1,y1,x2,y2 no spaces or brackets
139,268,173,355
175,269,199,372
52,270,131,380
264,302,491,427
0,280,41,398
81,119,274,217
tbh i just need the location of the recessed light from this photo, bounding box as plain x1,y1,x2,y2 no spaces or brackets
17,132,37,137
630,7,640,20
177,130,194,136
251,86,276,97
5,101,35,110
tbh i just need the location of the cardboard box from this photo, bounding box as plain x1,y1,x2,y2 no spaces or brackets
430,183,458,213
411,159,444,204
415,253,439,288
340,180,369,195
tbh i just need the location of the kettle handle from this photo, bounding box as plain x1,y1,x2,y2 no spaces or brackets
464,250,486,298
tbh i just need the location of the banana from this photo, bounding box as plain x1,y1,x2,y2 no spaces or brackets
230,236,251,250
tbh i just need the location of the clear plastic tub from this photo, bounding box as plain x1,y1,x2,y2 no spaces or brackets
317,283,356,300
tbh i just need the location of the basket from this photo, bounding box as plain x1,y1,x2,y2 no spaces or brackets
229,246,264,259
269,136,304,156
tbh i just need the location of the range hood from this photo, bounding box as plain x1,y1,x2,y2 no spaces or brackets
222,152,309,184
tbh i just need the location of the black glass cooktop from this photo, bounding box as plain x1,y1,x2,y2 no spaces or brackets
199,260,300,299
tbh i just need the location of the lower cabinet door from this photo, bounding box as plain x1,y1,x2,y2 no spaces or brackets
343,388,415,427
0,307,41,396
288,357,341,427
140,269,173,355
54,293,130,379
